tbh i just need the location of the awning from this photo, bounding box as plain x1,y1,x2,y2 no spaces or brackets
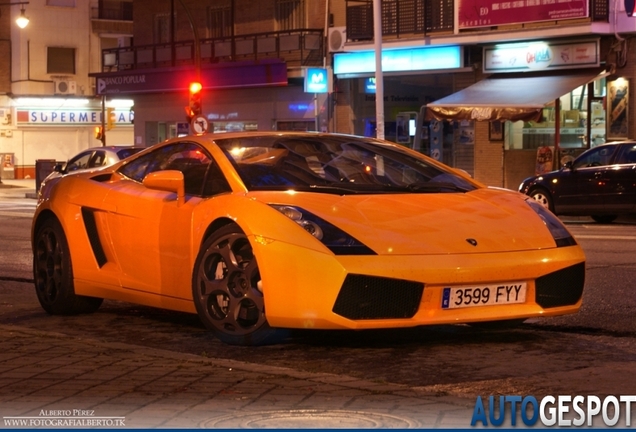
425,68,611,122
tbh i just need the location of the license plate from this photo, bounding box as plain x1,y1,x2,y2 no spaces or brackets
441,282,527,309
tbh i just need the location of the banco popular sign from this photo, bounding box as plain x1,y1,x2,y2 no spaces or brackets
17,109,134,125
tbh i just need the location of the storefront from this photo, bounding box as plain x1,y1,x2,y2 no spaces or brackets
424,38,615,188
0,96,134,179
333,45,473,172
92,59,329,146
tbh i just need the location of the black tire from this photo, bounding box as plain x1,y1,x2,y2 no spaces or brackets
33,218,103,315
468,319,526,330
591,215,618,224
192,224,286,346
529,187,554,212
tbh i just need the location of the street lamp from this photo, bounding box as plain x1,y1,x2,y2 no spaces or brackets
0,2,30,28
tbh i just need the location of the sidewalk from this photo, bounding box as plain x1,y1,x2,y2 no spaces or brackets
0,179,37,199
0,323,475,429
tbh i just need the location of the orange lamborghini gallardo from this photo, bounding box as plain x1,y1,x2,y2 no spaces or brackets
32,132,585,345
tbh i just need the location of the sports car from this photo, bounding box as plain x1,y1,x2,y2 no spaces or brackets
32,132,586,345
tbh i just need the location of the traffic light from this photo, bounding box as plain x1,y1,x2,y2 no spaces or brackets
94,126,103,140
106,107,115,130
188,81,202,118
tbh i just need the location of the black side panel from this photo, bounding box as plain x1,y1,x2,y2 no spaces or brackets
81,208,108,268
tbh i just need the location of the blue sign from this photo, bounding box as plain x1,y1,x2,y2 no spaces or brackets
304,68,328,93
334,46,462,76
364,77,376,93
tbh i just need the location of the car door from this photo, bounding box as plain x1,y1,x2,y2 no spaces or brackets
102,141,213,299
563,145,619,213
602,143,636,213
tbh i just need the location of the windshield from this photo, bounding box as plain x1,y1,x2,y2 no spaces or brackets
215,134,477,194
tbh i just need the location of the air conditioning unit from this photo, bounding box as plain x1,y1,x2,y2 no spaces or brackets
54,79,77,95
327,27,347,52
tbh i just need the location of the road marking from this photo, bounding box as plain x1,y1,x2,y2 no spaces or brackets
0,211,33,218
574,235,636,240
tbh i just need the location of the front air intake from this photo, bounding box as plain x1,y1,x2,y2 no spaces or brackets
333,274,424,320
535,263,585,308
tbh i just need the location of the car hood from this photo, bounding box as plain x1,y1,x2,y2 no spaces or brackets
249,188,561,255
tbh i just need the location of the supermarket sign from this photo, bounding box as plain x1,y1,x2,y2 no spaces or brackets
459,0,588,29
16,109,133,125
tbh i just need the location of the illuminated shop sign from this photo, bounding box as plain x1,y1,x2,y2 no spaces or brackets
364,77,376,93
334,46,462,76
483,39,599,72
16,109,134,125
304,68,329,93
459,0,588,29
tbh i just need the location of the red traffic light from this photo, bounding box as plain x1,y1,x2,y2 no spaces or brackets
188,82,203,117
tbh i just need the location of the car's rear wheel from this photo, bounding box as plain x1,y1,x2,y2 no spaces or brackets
33,218,103,315
591,215,618,224
529,187,554,212
192,224,286,346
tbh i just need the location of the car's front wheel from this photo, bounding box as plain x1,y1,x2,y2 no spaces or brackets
33,218,103,315
192,224,286,346
529,187,554,212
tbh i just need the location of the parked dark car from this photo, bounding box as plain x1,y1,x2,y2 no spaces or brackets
519,141,636,223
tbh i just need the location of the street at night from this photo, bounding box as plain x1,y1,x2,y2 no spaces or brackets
1,183,636,427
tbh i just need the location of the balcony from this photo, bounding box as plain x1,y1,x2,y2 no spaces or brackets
347,0,453,41
93,0,133,21
346,0,608,42
101,29,324,73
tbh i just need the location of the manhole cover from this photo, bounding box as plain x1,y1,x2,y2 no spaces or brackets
201,409,419,428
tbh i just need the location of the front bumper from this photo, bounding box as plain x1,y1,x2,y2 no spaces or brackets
253,238,586,330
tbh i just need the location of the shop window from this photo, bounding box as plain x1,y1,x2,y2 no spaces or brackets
277,120,315,131
213,121,258,133
47,47,75,74
507,81,607,151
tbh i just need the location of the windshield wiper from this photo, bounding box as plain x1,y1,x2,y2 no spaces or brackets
304,184,361,195
406,181,471,193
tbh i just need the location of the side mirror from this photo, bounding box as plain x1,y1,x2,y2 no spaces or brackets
562,161,573,170
143,170,185,206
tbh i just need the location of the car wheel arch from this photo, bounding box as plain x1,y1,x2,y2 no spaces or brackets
32,210,61,248
528,186,555,212
200,217,243,249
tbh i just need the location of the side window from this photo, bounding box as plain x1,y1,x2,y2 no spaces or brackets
88,151,106,168
66,151,93,172
573,146,616,169
614,145,636,165
118,142,222,197
202,161,232,197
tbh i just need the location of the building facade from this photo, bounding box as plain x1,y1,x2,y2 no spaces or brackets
88,0,636,189
0,0,134,180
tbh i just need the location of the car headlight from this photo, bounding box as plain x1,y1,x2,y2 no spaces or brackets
525,199,576,247
270,204,376,255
